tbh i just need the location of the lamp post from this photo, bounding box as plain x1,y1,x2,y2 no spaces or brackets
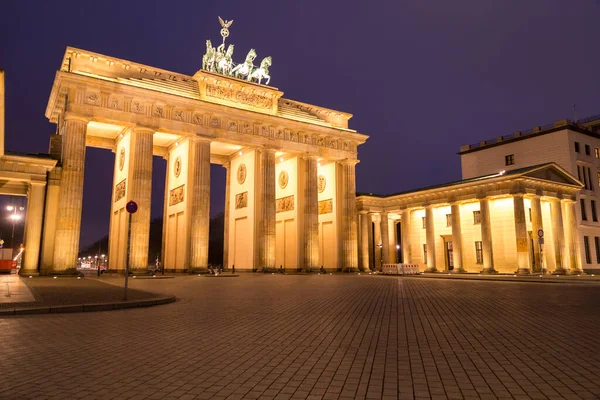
377,242,383,271
6,205,25,252
396,244,400,263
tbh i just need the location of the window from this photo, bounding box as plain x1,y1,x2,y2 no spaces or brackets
584,236,591,264
475,241,483,264
578,166,582,182
528,208,532,222
585,144,591,155
423,244,427,263
596,148,600,158
575,142,580,153
446,214,452,227
473,210,481,224
581,198,588,221
595,237,600,263
597,171,600,188
588,167,593,190
593,200,598,222
505,154,514,166
422,216,426,229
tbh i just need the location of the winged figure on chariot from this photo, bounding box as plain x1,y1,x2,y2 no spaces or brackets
202,17,273,86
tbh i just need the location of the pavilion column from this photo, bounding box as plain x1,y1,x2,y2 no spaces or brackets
401,209,411,264
21,183,46,275
514,194,531,274
53,114,88,271
565,200,583,273
425,205,437,272
127,127,154,271
389,220,398,263
450,202,465,272
550,198,568,274
359,212,370,271
222,161,230,269
257,148,276,271
380,212,390,265
367,212,374,270
303,156,319,272
374,214,382,270
188,138,211,270
340,160,358,271
479,198,496,273
530,195,545,273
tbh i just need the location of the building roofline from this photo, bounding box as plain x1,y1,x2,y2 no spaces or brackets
458,121,600,155
357,162,581,199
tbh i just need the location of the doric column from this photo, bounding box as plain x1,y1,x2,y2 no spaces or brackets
514,194,531,274
479,198,496,273
21,183,46,275
550,199,567,274
222,161,230,269
565,200,583,273
380,212,390,265
425,205,437,272
340,160,359,271
359,211,370,271
40,168,61,274
367,212,374,270
53,114,88,271
257,148,276,271
450,202,464,272
161,154,169,270
127,127,154,271
303,155,319,272
530,195,545,272
188,138,211,270
373,214,382,269
401,209,411,264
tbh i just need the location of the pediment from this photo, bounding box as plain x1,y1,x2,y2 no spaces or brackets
521,164,581,186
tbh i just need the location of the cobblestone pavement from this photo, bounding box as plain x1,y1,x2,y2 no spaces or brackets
1,275,600,399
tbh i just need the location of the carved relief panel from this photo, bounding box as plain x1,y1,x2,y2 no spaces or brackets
318,199,333,215
235,192,248,209
169,185,185,206
276,195,294,213
115,179,126,202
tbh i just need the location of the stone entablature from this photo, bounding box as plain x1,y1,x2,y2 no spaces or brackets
357,163,581,214
46,47,363,160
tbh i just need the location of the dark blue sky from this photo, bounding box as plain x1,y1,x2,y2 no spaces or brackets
1,0,599,247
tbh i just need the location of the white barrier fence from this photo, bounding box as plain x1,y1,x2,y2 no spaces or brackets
382,264,421,275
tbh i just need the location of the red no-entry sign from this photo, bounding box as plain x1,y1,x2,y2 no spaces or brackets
126,201,138,214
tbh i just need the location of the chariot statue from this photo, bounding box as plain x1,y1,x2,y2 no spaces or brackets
249,56,272,85
201,17,273,85
231,49,256,80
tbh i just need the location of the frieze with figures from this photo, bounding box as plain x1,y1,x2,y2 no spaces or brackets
318,199,333,215
235,192,248,209
114,179,126,202
169,185,185,206
206,84,273,110
276,195,294,213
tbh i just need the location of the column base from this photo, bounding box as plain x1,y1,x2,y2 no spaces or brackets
515,268,531,275
552,268,569,275
480,267,497,274
18,269,39,277
570,269,585,275
425,267,438,273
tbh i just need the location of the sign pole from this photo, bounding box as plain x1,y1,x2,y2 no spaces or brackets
124,212,131,300
124,200,138,301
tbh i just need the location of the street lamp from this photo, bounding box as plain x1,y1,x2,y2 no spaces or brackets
377,242,383,271
396,244,400,263
6,205,25,251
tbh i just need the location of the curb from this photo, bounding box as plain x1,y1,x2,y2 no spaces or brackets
0,296,176,317
401,274,600,285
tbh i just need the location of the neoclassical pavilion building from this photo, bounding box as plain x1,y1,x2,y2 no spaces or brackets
357,163,584,274
39,44,367,274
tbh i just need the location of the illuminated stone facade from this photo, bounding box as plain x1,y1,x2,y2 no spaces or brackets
40,47,367,273
358,163,584,274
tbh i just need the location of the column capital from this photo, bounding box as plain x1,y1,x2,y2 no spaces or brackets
132,126,155,135
222,161,231,170
302,154,320,161
63,112,90,124
359,210,369,215
190,135,212,144
339,158,359,167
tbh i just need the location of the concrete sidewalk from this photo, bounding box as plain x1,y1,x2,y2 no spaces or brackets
0,274,175,315
403,271,600,284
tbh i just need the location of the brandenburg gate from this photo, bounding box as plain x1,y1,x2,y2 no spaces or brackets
41,22,368,273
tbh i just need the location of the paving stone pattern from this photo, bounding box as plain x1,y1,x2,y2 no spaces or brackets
1,275,599,399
